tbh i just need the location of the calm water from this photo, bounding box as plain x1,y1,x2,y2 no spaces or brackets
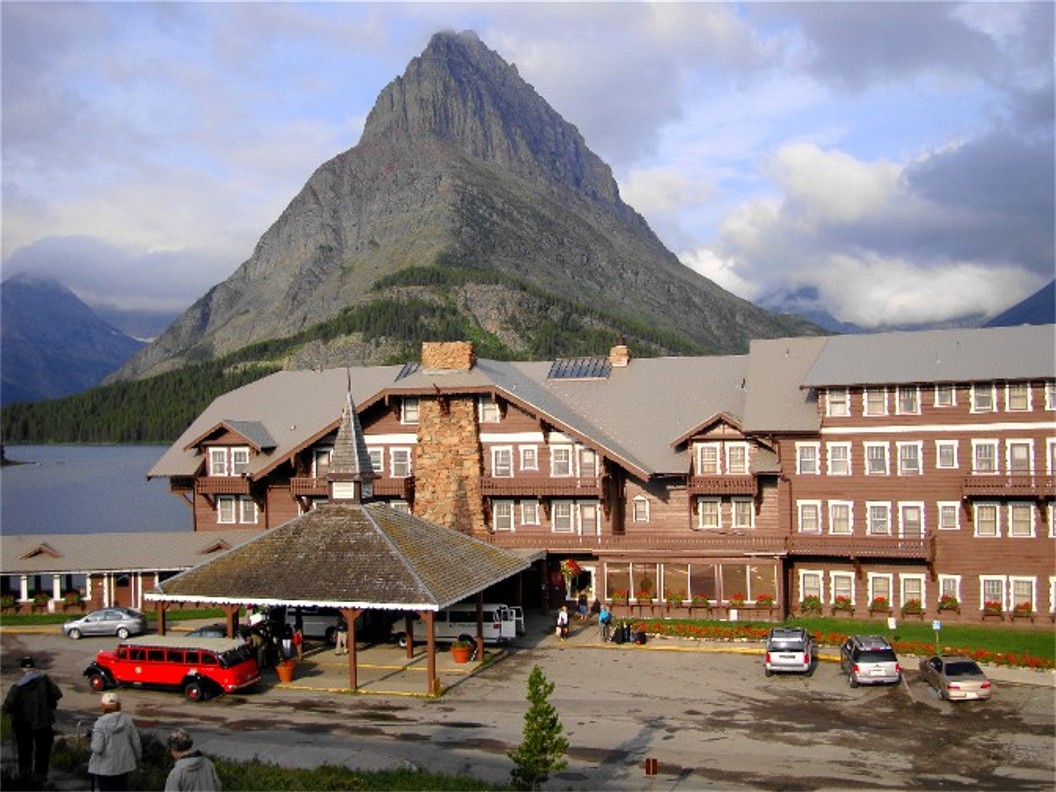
1,445,189,535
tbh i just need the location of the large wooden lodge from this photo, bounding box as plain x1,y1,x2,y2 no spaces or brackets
139,326,1055,626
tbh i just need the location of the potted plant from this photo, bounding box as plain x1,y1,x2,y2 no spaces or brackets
690,595,710,610
983,600,1003,617
728,592,746,607
1012,601,1033,620
1,593,16,612
635,589,654,605
450,639,473,664
937,594,960,613
62,590,84,611
832,595,854,614
755,593,775,608
560,558,581,593
32,591,51,611
610,590,629,605
801,595,822,614
275,659,295,683
901,598,923,616
869,596,891,612
665,593,684,609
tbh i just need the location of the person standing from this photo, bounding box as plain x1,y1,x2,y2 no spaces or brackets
88,691,142,791
598,603,612,642
165,729,222,791
334,618,348,655
2,656,62,784
292,625,304,661
556,606,569,641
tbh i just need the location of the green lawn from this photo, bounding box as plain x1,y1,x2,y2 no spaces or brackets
0,606,225,627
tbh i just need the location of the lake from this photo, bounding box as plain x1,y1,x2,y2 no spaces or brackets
1,445,190,535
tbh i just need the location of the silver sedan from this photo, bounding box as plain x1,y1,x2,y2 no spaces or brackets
62,607,148,640
919,655,993,701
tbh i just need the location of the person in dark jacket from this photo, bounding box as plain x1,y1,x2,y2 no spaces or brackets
2,656,63,783
165,728,221,791
88,691,142,791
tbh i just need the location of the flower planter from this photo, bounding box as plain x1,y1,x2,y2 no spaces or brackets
830,607,855,618
869,608,893,618
451,645,472,664
901,611,924,621
275,662,295,683
1010,611,1034,624
981,611,1004,621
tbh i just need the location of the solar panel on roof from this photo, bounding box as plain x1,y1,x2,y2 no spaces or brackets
547,356,612,380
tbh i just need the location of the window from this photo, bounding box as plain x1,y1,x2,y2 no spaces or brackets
479,395,500,423
865,442,889,475
1010,577,1036,613
368,449,383,474
934,384,955,407
401,397,420,424
799,570,822,601
238,496,258,524
217,496,236,524
727,444,748,475
492,447,513,477
937,502,960,531
208,448,228,477
897,442,922,475
632,496,650,523
863,388,887,416
698,498,720,530
972,440,999,474
520,446,538,471
390,448,412,478
829,501,853,535
899,503,923,538
827,443,851,476
798,501,821,533
1008,503,1034,537
520,500,540,525
492,501,514,532
896,386,919,415
1047,381,1056,410
980,576,1006,610
313,448,332,478
900,575,925,608
971,384,996,412
867,502,891,535
208,446,250,477
935,440,958,470
580,448,599,478
1049,439,1056,474
550,447,572,477
826,389,850,417
938,575,961,602
1006,382,1030,412
868,574,892,604
732,498,754,529
1007,441,1033,474
697,444,720,475
390,501,411,515
974,503,1000,537
796,443,819,475
231,448,249,475
552,502,573,532
830,572,855,604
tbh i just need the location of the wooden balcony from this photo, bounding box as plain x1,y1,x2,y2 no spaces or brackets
194,476,250,495
290,477,327,497
290,477,415,499
687,476,757,496
788,534,933,561
481,477,603,497
483,532,786,555
961,475,1056,499
372,478,415,499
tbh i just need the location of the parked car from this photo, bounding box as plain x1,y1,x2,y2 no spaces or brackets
393,602,518,647
918,655,992,701
186,623,250,640
63,607,148,640
763,627,813,676
840,635,901,687
83,634,260,701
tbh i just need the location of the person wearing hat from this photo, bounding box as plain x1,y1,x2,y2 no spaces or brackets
2,656,63,783
88,691,142,791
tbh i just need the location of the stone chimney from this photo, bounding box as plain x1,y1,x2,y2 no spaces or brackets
609,338,631,368
421,341,475,371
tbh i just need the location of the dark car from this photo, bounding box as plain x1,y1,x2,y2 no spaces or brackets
186,623,250,640
63,607,148,640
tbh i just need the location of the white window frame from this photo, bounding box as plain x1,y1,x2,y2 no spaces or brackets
934,384,956,407
1009,576,1036,613
896,441,923,475
697,497,721,530
579,448,599,479
973,502,1001,537
826,389,850,417
519,446,538,471
230,447,250,475
938,574,961,603
731,497,754,529
390,448,412,478
551,501,574,533
898,502,925,538
896,386,920,415
980,575,1006,611
491,446,514,477
238,496,258,524
312,448,333,478
1050,503,1056,539
1005,382,1031,412
1046,381,1056,410
1048,438,1056,474
389,500,411,515
726,443,749,475
864,442,889,475
797,501,822,533
799,570,823,601
632,496,650,523
1050,575,1056,615
479,394,501,423
867,573,893,605
368,449,383,474
208,448,228,477
1007,502,1035,538
796,442,820,475
217,496,236,524
971,439,999,474
971,383,996,413
935,440,958,470
828,501,853,535
520,500,540,526
1006,440,1033,474
492,500,514,532
863,388,888,416
830,572,856,605
937,502,960,531
400,397,420,424
866,502,891,536
900,574,925,609
550,446,573,477
826,442,851,476
697,443,721,475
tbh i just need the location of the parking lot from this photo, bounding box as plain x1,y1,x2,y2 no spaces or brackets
3,615,1054,790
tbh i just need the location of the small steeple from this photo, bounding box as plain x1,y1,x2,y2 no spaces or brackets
327,388,376,504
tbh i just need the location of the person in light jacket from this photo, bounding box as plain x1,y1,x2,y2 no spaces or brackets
88,691,141,791
165,729,221,791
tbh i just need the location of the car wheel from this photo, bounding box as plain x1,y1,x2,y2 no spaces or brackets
849,676,859,689
88,673,108,691
116,627,130,640
325,627,337,645
938,686,947,701
184,681,204,702
764,667,773,678
68,628,82,640
396,633,408,649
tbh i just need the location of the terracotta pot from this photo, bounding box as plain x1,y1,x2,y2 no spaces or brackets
276,662,295,683
451,645,472,664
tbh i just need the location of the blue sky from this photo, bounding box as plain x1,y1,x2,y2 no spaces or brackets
2,2,1052,331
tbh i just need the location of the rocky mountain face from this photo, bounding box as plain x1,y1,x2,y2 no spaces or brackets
984,279,1055,327
116,30,819,381
1,274,145,404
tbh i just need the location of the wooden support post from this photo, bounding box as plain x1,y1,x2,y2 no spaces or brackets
155,602,168,635
404,613,415,659
423,611,437,695
221,604,239,638
340,608,361,691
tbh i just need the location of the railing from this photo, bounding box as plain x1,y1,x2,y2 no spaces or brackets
372,478,415,499
788,534,932,560
290,477,415,499
687,476,757,496
483,532,787,554
290,477,327,496
194,476,250,495
481,477,603,497
961,475,1055,498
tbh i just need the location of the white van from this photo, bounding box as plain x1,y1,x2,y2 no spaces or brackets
393,602,517,647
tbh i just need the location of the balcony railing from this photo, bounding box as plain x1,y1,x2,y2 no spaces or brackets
194,476,250,495
483,532,786,554
290,477,415,499
961,474,1056,499
687,476,757,496
290,477,327,497
788,534,932,560
481,477,603,497
372,478,415,499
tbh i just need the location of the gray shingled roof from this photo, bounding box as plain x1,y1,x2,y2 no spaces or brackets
742,336,828,434
149,503,529,611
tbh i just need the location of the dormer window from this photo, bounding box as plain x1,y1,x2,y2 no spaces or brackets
479,394,500,423
401,397,420,424
208,446,250,477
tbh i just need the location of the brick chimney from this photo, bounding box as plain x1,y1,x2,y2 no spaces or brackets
609,338,631,368
421,341,476,370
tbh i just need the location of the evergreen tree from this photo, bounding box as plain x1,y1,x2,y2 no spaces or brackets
508,664,568,791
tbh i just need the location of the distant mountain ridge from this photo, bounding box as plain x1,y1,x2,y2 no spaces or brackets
1,274,145,404
114,30,820,381
984,280,1056,328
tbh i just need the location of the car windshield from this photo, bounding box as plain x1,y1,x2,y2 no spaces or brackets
945,661,983,677
859,649,897,663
